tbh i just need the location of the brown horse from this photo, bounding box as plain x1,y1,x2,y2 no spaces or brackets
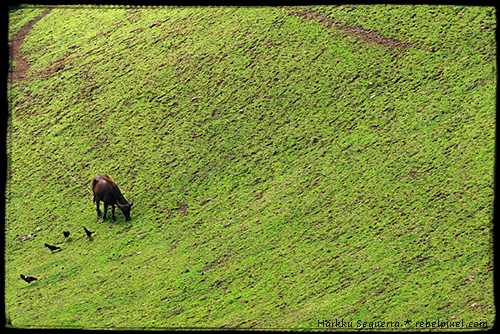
92,174,133,221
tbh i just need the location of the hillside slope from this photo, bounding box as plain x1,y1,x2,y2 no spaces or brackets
6,6,495,329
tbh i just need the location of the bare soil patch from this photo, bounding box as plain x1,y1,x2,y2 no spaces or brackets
286,10,413,51
9,7,54,84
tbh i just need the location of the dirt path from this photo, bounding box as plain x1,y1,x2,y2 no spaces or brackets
9,7,54,83
285,9,413,51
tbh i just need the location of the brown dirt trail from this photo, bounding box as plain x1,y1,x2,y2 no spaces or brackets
9,7,54,83
284,9,413,51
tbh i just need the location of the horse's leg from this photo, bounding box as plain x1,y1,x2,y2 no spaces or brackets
96,200,102,218
103,203,108,220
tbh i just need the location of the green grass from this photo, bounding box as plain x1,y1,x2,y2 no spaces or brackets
6,5,495,330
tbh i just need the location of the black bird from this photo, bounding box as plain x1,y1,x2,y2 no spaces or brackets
44,243,61,252
63,231,70,239
83,226,94,239
20,274,38,283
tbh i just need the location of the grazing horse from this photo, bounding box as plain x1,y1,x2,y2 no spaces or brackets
92,174,133,221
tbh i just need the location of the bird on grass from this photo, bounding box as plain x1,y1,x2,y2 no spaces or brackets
83,226,94,239
20,274,38,284
63,231,70,239
44,243,61,253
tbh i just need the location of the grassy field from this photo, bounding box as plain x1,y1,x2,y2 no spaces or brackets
6,5,495,330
